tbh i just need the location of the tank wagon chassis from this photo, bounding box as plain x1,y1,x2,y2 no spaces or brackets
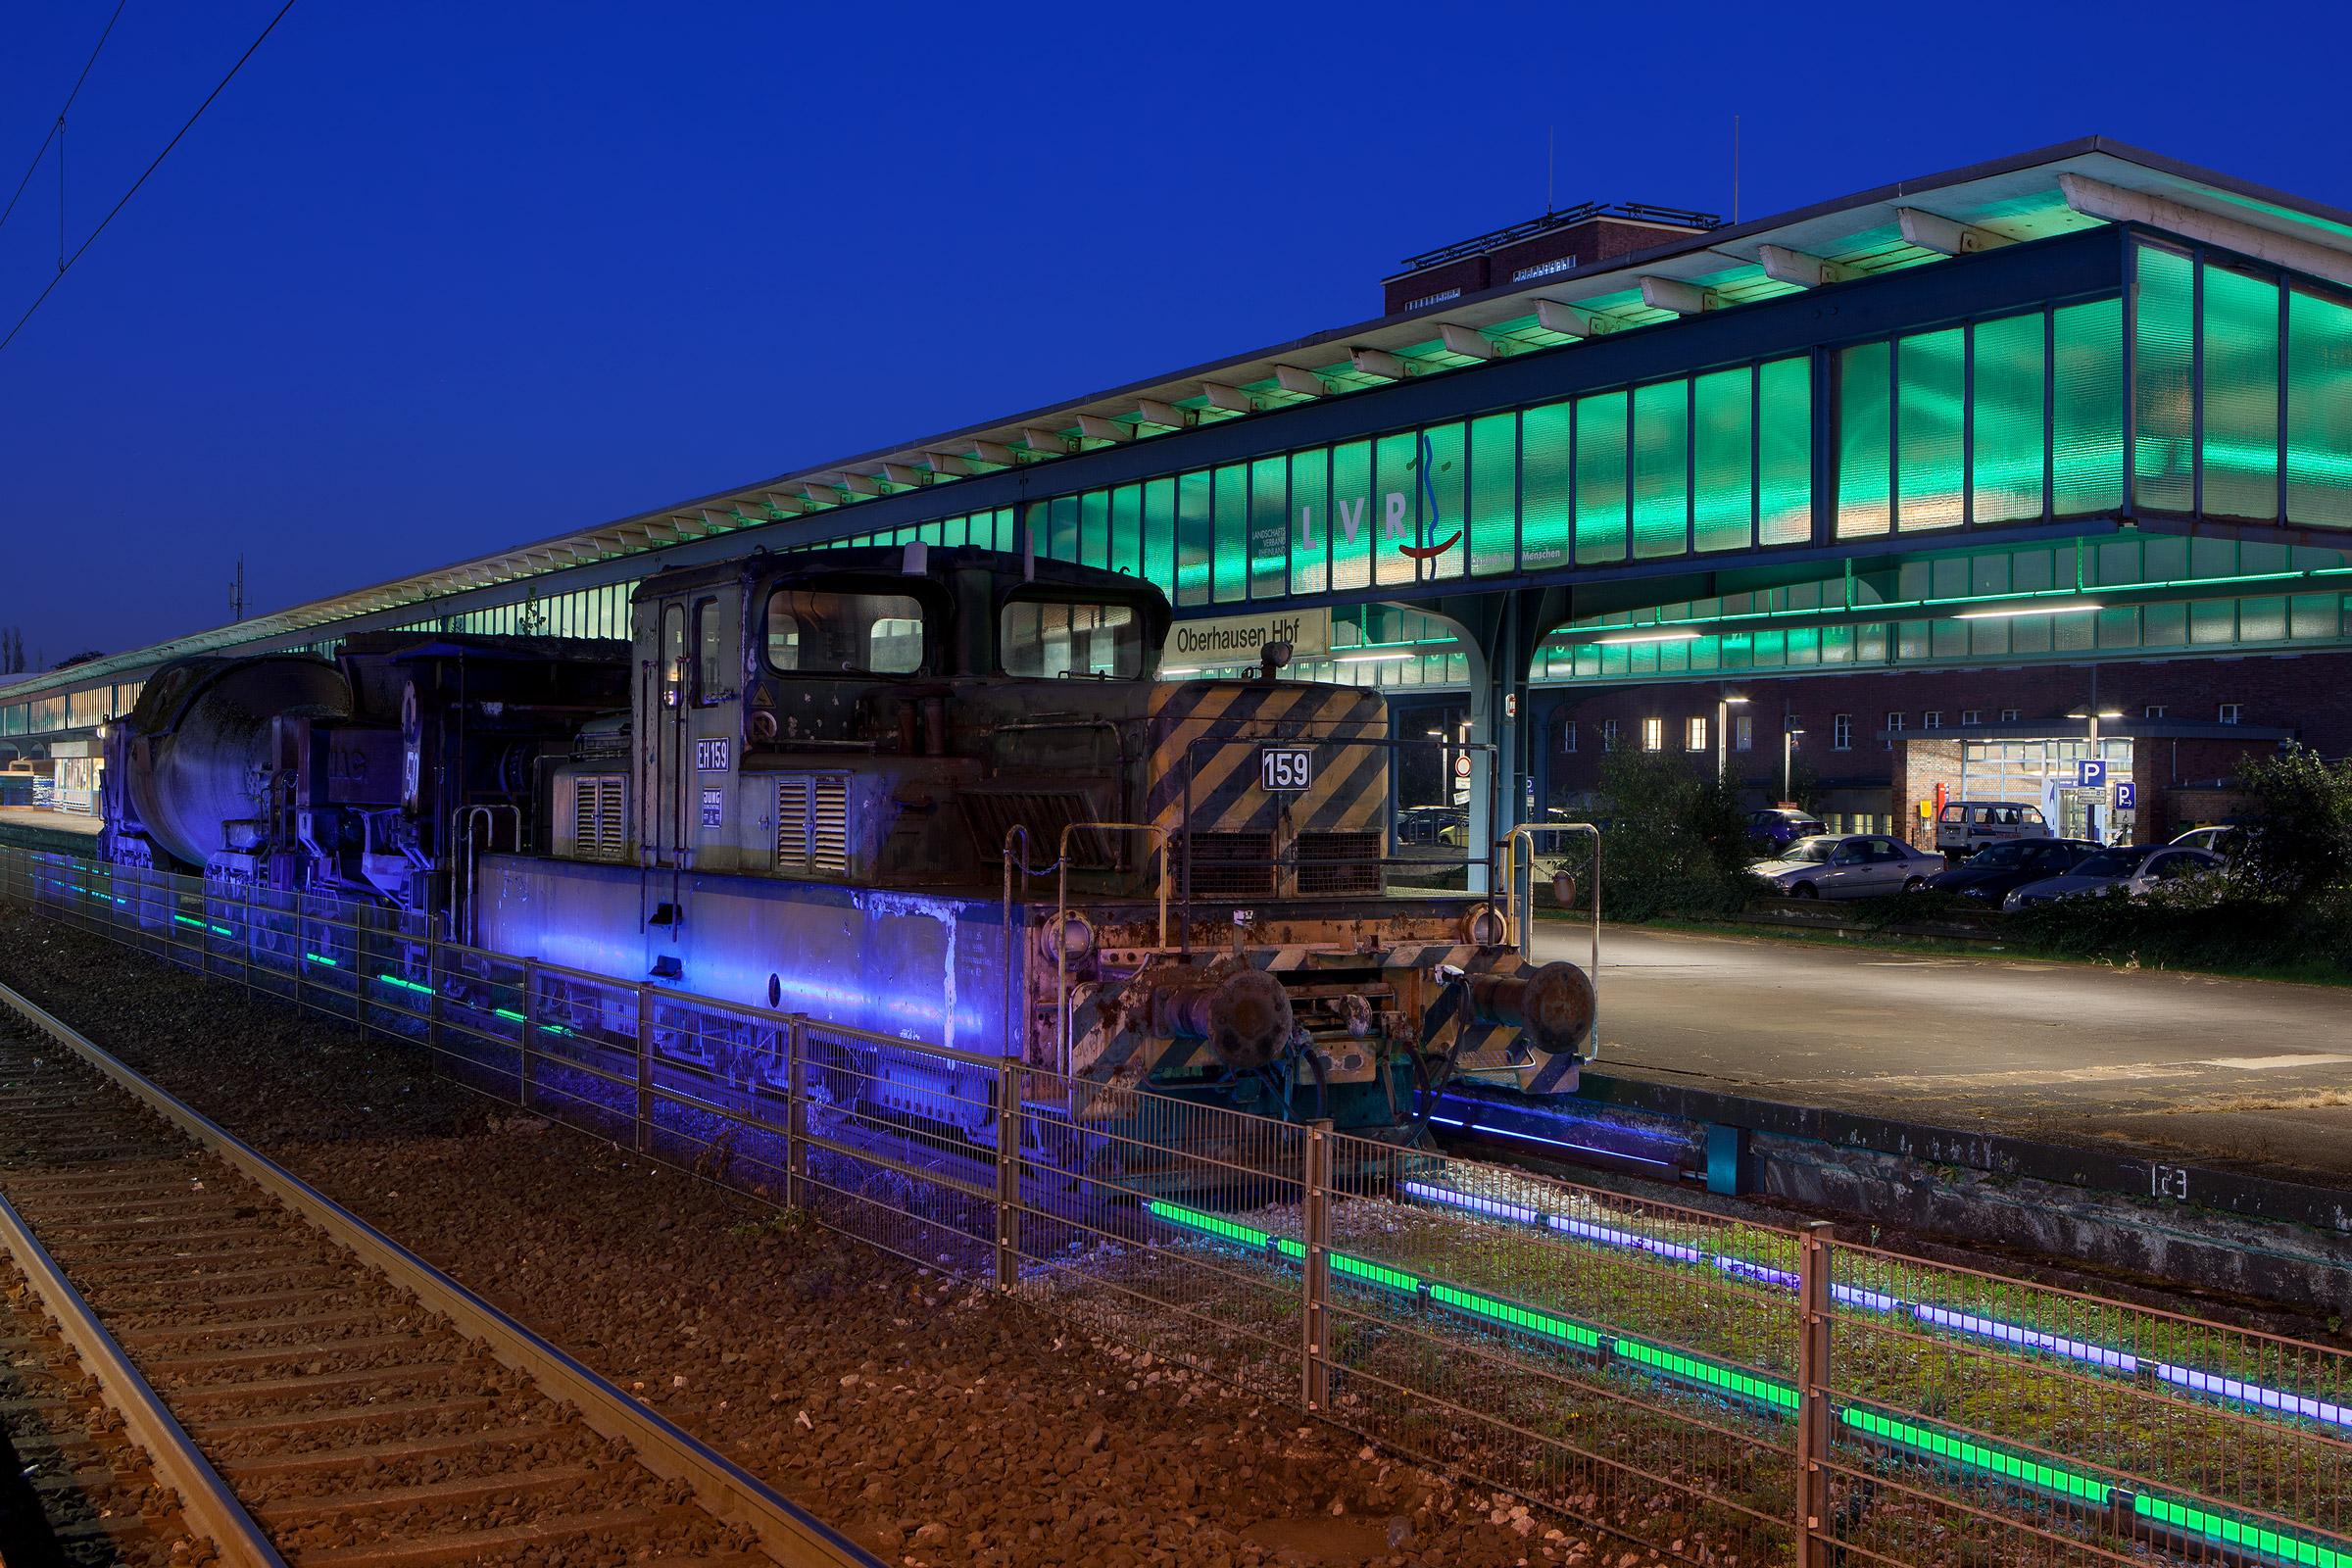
87,543,1596,1156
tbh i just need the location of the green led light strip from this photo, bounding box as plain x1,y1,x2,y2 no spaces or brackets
1147,1199,2350,1568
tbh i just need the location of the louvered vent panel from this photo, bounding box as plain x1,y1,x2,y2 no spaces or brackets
1182,833,1274,898
777,774,851,875
573,774,626,861
1296,830,1383,894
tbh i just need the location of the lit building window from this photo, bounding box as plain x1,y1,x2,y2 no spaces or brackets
1687,716,1708,751
1642,717,1665,752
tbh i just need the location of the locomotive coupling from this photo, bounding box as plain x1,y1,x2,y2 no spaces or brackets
1462,961,1596,1057
1153,968,1296,1072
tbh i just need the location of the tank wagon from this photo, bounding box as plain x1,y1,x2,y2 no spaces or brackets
96,544,1592,1139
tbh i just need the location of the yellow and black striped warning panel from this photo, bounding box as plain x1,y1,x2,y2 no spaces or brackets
1144,679,1388,843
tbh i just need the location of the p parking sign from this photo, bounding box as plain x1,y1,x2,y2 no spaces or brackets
2077,759,2108,789
2116,780,2137,810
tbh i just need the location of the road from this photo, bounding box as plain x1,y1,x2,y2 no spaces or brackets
1529,921,2352,1179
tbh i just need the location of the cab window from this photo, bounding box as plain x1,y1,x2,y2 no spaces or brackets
1000,599,1144,678
763,589,926,675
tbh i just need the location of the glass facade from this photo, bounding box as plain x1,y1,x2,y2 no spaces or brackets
1837,300,2125,537
808,368,1815,603
1541,532,2352,684
2132,238,2352,525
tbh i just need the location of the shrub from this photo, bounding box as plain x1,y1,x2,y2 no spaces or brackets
1589,752,1772,920
2221,744,2352,906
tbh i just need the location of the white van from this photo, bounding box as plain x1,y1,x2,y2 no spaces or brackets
1936,800,2051,856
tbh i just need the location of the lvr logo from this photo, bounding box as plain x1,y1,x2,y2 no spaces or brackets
1396,434,1461,561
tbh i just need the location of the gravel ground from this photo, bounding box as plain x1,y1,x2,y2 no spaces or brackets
0,908,1676,1568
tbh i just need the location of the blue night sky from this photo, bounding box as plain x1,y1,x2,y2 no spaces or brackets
1,0,2346,666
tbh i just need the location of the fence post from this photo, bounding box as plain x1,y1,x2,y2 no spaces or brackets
1301,1117,1334,1413
519,957,539,1110
995,1060,1020,1293
634,983,654,1154
1796,1221,1838,1568
354,904,369,1043
785,1013,808,1210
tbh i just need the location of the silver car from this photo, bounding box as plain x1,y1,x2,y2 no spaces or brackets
2003,844,2226,909
1754,834,1946,900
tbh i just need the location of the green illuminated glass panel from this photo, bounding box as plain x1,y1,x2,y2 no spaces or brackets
1080,490,1110,569
1896,327,1965,530
1758,356,1811,545
1574,391,1628,563
1417,422,1466,580
2202,264,2280,520
1692,367,1752,553
1521,402,1573,567
1374,432,1419,586
2053,298,2125,514
1631,380,1690,559
2286,285,2352,528
1143,479,1177,599
1248,458,1288,599
1837,341,1891,537
1110,485,1142,577
1331,441,1372,591
1468,414,1516,575
2133,244,2195,512
1212,465,1247,603
1175,471,1213,607
1971,311,2046,522
1288,449,1328,595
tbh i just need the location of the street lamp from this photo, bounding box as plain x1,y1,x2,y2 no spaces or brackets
1783,723,1805,804
1716,693,1748,791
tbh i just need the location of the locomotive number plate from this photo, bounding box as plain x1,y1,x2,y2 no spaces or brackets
1258,746,1312,791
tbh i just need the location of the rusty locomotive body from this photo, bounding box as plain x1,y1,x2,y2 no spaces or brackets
97,544,1592,1137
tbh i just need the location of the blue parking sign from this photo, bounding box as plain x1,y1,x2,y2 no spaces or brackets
2077,759,2108,788
2116,780,2136,810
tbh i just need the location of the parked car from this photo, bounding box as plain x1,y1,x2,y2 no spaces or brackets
1748,808,1827,852
1753,834,1946,900
1934,800,2052,857
2169,825,2234,855
1926,838,2103,904
1396,806,1466,846
2002,845,2226,909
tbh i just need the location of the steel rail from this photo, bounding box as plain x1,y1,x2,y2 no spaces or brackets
0,1190,287,1568
0,974,886,1568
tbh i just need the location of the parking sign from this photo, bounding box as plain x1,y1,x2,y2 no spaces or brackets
2077,759,2108,788
2116,780,2136,810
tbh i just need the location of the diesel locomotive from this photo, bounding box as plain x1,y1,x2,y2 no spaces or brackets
95,543,1593,1138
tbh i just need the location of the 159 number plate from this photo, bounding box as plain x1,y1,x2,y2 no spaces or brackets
1258,747,1312,791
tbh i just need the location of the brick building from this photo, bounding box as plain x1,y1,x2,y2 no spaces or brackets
1532,648,2331,848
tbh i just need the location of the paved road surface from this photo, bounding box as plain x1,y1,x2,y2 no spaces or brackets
1529,921,2352,1179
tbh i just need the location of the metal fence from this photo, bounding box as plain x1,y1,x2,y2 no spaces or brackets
3,842,2346,1568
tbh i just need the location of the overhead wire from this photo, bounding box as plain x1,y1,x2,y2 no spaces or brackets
0,0,300,356
0,0,130,236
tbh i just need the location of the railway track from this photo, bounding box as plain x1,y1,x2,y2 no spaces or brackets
0,978,882,1568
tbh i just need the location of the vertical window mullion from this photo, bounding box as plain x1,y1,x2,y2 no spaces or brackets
2043,307,2056,522
1750,359,1763,548
2276,269,2290,523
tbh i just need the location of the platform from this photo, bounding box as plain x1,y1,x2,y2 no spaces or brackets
0,808,106,856
1529,921,2352,1185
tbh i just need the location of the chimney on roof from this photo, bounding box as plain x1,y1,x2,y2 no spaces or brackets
1382,202,1723,317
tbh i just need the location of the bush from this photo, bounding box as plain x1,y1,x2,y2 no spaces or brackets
2004,884,2352,975
1588,751,1772,920
2221,744,2352,906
